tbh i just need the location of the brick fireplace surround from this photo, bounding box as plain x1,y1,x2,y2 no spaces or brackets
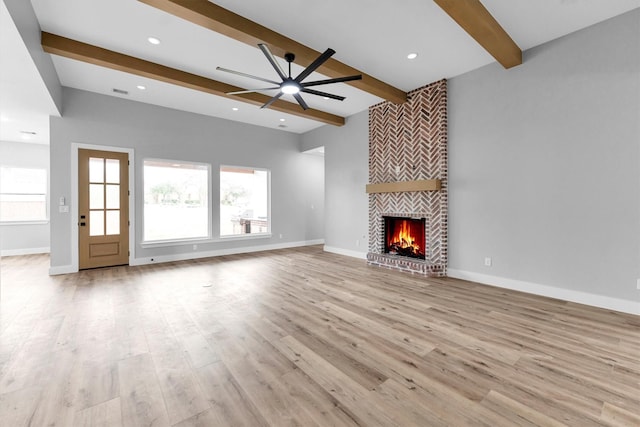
367,79,448,277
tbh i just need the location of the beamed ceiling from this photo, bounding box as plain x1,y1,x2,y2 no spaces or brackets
2,0,639,142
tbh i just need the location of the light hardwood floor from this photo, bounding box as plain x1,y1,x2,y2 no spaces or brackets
1,246,638,426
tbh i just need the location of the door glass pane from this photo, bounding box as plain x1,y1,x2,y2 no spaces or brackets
106,210,120,235
90,184,104,209
90,211,104,236
89,158,104,183
106,184,120,209
106,159,120,183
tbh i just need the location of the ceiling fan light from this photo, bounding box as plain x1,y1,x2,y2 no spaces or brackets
281,82,300,94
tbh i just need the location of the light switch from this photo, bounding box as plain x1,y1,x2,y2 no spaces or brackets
59,196,65,206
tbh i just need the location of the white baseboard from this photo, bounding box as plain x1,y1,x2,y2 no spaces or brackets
447,269,639,316
1,247,50,257
49,264,76,275
130,239,325,266
323,245,367,260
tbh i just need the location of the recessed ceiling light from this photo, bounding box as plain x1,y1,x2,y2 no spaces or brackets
232,107,239,111
323,97,329,100
407,53,418,60
137,85,146,90
279,118,286,122
20,131,36,139
147,37,161,45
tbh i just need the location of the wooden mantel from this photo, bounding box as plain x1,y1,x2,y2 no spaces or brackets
366,179,441,194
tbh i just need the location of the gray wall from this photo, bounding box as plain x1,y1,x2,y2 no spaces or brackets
307,10,639,303
49,87,324,269
0,140,50,254
300,152,325,242
301,110,369,256
448,9,639,301
3,0,62,113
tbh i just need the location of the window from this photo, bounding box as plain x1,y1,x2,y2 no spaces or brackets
143,160,209,241
0,166,47,222
220,166,269,237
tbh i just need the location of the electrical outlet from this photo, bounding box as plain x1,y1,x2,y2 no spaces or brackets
484,257,492,267
279,234,283,239
356,239,360,247
59,205,69,213
637,278,640,290
395,165,401,174
192,244,197,251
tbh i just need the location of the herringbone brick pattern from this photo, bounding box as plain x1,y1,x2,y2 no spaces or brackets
368,79,448,275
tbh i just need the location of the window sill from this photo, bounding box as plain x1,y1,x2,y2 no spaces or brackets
219,233,272,242
141,237,213,248
0,220,49,226
141,233,272,248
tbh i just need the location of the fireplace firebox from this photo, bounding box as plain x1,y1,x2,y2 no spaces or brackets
384,216,426,260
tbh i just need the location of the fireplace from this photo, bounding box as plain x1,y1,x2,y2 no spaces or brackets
384,216,426,260
367,80,447,277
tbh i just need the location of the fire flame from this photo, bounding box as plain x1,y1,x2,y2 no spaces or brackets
389,220,420,252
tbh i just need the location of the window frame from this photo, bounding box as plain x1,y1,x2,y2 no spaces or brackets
0,165,49,224
219,164,271,239
141,158,212,245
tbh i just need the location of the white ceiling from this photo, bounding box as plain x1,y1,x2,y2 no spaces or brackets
2,0,639,143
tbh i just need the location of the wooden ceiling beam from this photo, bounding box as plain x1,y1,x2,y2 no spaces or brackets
433,0,522,69
137,0,407,104
41,32,345,126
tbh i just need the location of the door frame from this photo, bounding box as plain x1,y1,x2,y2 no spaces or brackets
71,143,135,272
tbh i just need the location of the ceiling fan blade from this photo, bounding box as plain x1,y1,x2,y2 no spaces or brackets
227,87,280,95
293,93,309,110
301,75,362,88
301,88,345,101
295,48,335,83
216,66,280,85
261,91,284,109
258,43,287,80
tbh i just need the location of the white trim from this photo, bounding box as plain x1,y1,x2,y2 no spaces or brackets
323,245,367,260
218,233,272,241
141,233,273,248
0,220,49,226
48,264,75,275
447,269,639,316
1,247,50,256
130,239,324,266
70,143,135,273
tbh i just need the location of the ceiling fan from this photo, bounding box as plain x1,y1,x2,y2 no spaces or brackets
216,44,362,110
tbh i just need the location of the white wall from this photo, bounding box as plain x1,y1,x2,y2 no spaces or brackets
0,140,50,255
49,87,324,271
301,110,369,258
308,10,639,312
